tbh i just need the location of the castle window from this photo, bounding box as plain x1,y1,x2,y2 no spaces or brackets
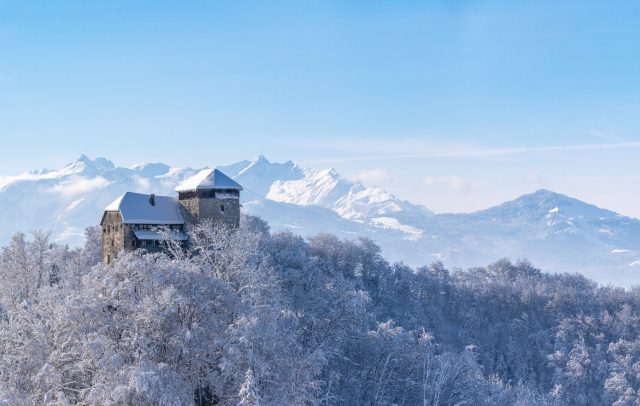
141,240,147,247
220,205,225,213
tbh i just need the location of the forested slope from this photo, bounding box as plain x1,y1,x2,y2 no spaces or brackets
0,216,638,405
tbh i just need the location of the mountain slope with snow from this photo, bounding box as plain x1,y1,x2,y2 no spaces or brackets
219,155,304,201
0,156,197,246
265,166,432,238
0,155,639,286
419,190,640,285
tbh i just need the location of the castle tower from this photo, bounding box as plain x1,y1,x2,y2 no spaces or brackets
175,169,243,228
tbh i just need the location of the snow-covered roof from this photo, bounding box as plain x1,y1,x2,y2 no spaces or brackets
104,192,184,225
134,229,188,241
175,169,243,192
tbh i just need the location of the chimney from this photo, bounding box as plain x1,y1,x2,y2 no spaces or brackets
149,193,156,206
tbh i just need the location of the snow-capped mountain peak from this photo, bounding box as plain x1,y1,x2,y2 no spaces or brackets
217,156,432,235
0,155,199,245
218,155,304,200
264,164,431,231
64,155,115,175
0,155,111,191
267,167,350,207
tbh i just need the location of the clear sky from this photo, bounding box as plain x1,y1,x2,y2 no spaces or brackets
1,1,639,217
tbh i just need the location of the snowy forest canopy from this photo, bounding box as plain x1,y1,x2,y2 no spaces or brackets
1,217,639,405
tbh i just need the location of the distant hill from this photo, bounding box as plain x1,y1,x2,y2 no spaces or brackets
1,155,639,286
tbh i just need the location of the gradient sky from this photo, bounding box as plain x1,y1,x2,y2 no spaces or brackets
1,1,639,217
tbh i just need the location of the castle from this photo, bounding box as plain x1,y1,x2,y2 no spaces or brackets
100,168,243,264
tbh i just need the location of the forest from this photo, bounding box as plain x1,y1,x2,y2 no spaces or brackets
1,216,639,405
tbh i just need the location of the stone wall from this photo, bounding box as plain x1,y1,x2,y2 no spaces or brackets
101,211,125,264
101,212,140,264
178,197,199,224
199,197,240,228
178,196,240,228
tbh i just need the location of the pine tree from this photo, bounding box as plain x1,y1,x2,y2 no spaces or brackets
238,368,260,406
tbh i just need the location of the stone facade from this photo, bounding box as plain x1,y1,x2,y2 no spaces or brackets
101,215,183,264
102,211,127,264
178,189,241,228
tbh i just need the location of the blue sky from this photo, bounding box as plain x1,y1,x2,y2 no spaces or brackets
1,1,639,216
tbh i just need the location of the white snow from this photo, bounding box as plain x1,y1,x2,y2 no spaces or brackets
175,169,242,192
0,164,85,191
371,217,423,240
105,192,184,225
266,167,430,224
158,166,195,179
0,155,199,247
630,261,640,267
222,155,302,199
598,228,614,236
48,176,112,196
267,168,347,207
0,156,116,191
548,207,559,214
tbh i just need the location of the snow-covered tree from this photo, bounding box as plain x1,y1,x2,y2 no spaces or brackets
238,368,261,406
3,217,640,404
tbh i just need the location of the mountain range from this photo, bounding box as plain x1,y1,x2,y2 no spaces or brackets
1,155,638,286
